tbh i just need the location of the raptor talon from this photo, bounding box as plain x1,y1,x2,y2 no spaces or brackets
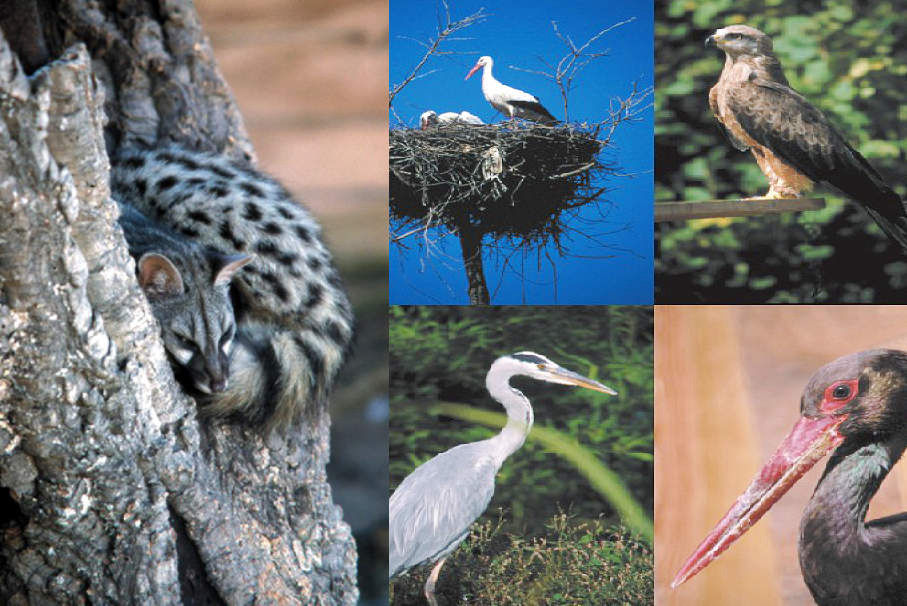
765,190,800,200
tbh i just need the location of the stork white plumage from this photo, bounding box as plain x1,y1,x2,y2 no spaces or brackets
451,111,484,125
465,56,557,125
419,110,485,129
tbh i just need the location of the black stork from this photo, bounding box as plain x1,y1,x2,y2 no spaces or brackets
672,349,907,605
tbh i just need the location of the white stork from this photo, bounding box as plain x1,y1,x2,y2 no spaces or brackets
419,110,484,129
464,55,557,125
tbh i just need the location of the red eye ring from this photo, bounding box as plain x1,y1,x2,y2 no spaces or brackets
821,379,858,413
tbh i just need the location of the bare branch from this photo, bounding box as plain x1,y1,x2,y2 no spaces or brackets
509,17,636,121
389,2,487,107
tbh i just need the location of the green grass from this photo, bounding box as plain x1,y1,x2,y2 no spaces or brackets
391,512,653,605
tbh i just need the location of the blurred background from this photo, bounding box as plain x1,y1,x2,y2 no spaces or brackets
656,1,907,303
656,306,907,605
389,306,653,603
194,1,388,603
389,0,654,305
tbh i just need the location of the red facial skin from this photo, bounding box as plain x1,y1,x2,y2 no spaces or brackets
671,378,858,588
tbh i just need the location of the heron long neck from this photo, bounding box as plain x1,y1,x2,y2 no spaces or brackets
485,363,534,466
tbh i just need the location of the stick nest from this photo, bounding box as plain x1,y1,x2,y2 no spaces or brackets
390,123,604,241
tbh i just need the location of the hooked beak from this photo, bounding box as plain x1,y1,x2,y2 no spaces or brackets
544,366,618,395
705,34,718,48
465,62,482,81
671,412,848,588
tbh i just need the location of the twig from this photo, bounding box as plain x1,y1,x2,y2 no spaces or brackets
509,17,636,121
548,162,596,180
391,225,429,243
389,1,487,107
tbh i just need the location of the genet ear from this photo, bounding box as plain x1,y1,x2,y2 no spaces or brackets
213,254,253,288
138,253,184,298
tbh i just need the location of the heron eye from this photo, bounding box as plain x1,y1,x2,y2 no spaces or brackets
537,364,545,370
832,384,851,399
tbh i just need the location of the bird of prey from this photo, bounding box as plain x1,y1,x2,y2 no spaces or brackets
705,25,907,250
419,110,484,129
465,56,558,125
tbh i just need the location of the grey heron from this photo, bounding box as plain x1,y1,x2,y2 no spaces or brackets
389,351,617,605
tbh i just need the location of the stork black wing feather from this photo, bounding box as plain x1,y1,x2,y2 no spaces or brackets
509,99,558,125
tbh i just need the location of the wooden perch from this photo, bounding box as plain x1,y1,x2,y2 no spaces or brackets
655,198,825,222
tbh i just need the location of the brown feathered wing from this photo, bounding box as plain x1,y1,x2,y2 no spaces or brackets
726,78,907,251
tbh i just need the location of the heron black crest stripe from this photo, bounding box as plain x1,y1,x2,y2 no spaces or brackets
512,353,547,365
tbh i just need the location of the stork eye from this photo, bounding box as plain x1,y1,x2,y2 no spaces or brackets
832,384,851,399
820,379,858,413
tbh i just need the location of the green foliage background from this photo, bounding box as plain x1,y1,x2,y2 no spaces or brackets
389,306,653,533
656,0,907,302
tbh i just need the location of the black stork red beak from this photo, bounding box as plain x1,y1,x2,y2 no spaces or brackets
671,412,848,587
671,353,873,588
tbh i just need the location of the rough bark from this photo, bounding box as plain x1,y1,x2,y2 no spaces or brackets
0,1,357,604
456,222,490,305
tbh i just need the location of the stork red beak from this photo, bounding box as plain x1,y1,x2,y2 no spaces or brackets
671,413,848,588
465,63,481,81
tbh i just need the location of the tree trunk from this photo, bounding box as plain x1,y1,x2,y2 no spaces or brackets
456,222,490,305
0,2,357,604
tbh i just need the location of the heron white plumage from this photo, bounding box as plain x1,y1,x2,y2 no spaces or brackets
389,351,616,605
464,56,558,124
419,110,485,129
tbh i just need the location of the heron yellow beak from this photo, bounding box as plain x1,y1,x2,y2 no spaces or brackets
546,366,618,395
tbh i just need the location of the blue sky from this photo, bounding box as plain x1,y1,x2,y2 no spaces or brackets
389,0,654,304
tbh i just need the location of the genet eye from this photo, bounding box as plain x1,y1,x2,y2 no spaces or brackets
832,384,851,399
175,334,195,349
